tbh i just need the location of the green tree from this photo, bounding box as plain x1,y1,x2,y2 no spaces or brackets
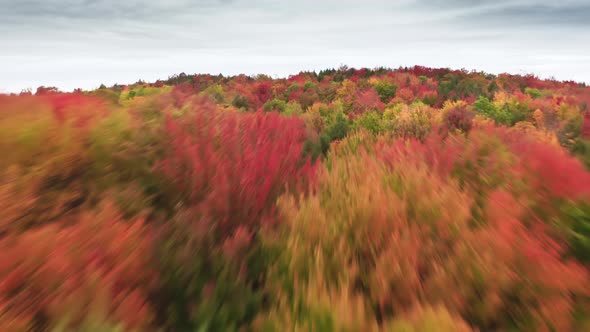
375,81,398,103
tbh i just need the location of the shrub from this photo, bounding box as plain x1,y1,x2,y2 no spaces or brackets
0,95,106,232
160,108,314,233
265,147,473,326
201,84,225,103
473,96,512,125
353,111,382,135
442,101,474,134
232,95,250,110
0,203,157,331
525,87,543,99
430,191,588,331
155,106,316,329
263,98,287,113
386,306,473,332
560,201,590,263
272,129,590,331
572,138,590,170
383,103,438,140
89,107,169,217
374,81,398,103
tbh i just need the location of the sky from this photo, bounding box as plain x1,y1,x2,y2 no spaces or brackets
1,0,589,93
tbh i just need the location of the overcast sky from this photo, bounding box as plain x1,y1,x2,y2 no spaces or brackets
1,0,589,93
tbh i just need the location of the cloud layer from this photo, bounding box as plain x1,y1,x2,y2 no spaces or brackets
1,0,589,92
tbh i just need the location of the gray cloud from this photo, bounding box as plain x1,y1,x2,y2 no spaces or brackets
448,2,590,27
0,0,589,92
2,0,232,20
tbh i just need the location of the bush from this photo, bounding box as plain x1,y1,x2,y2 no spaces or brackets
232,95,250,110
0,95,106,232
525,87,543,99
3,67,590,331
320,111,349,154
155,106,316,329
0,203,157,331
442,101,475,134
473,96,512,125
383,103,438,140
263,98,287,113
560,201,590,263
375,81,398,103
264,146,473,326
201,84,225,103
264,130,589,331
573,138,590,170
353,111,382,135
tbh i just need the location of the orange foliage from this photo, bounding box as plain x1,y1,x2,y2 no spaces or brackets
0,203,157,331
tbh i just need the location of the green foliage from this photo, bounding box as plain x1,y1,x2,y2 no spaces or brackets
559,112,584,150
320,111,348,154
284,101,304,116
263,98,287,113
232,95,250,110
561,201,590,263
456,77,487,99
375,81,398,103
353,111,382,135
201,84,225,103
154,214,264,331
303,81,317,91
91,88,120,105
524,87,543,99
473,96,512,125
573,138,590,170
89,108,168,217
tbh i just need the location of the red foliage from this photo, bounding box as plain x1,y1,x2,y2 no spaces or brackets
288,73,310,84
443,104,474,134
42,93,107,126
0,94,107,129
395,87,415,104
457,190,589,331
0,204,157,330
368,130,590,329
507,136,590,201
161,106,316,234
233,83,258,109
351,89,384,115
271,82,288,98
254,81,273,105
171,83,195,108
287,86,303,102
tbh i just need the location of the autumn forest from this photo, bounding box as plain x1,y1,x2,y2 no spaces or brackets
2,65,590,331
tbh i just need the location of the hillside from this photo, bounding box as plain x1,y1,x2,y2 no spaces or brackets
1,66,590,331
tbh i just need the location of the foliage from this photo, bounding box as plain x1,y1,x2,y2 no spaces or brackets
263,98,287,113
374,81,398,103
0,203,157,331
353,111,382,135
2,66,590,331
383,103,438,140
524,87,543,99
442,101,474,134
473,96,512,125
155,104,316,329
